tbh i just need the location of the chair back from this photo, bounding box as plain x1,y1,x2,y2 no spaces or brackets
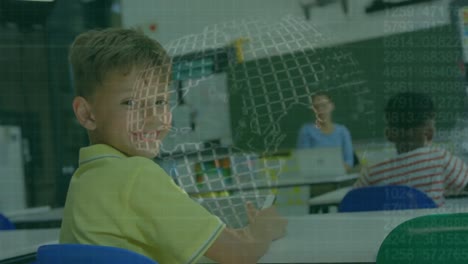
339,185,437,212
0,213,15,230
36,244,158,264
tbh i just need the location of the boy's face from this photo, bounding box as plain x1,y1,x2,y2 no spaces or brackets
90,66,172,158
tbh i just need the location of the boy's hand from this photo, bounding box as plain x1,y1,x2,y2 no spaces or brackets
246,202,288,242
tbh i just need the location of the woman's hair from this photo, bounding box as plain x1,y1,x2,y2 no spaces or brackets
311,90,332,102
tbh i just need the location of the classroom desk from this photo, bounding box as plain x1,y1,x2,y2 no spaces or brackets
9,208,64,229
0,229,59,264
4,206,52,218
4,206,468,264
190,173,359,195
199,203,468,263
262,207,468,263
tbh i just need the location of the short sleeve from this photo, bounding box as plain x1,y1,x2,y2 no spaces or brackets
125,161,225,264
443,152,468,193
341,126,354,167
297,125,311,149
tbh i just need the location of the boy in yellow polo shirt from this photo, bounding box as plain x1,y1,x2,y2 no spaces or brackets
60,28,287,264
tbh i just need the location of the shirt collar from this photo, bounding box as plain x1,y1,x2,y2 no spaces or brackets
79,144,127,166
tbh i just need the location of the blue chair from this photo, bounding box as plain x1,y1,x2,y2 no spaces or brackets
0,213,15,230
36,244,158,264
339,185,437,212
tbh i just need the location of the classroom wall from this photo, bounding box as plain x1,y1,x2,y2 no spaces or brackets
121,0,457,151
228,24,465,152
119,1,465,215
162,73,233,153
0,26,56,207
122,0,452,48
0,1,120,208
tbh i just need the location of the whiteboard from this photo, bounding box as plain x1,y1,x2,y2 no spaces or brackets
162,73,233,153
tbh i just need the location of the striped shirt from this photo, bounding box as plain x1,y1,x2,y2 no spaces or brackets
354,147,468,206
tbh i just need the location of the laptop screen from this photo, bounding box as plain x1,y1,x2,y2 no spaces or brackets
293,147,346,178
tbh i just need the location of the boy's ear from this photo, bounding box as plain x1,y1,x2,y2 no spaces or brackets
72,96,97,130
424,123,435,142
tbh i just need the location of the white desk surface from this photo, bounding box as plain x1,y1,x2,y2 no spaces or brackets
309,187,352,206
4,206,52,218
261,205,468,263
199,203,468,263
275,173,358,186
242,173,358,190
193,173,359,194
8,208,64,223
0,228,60,261
4,205,468,264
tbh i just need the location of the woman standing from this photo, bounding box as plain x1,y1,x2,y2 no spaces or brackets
297,91,355,172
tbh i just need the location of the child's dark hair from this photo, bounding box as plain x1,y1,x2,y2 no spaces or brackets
385,92,436,129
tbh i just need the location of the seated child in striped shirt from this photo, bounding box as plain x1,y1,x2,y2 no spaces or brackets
354,92,468,206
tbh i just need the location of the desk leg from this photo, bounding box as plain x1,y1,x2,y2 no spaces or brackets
308,183,336,214
308,180,355,214
309,205,320,214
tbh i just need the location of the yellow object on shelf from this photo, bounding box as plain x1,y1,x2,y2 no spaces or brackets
233,38,249,63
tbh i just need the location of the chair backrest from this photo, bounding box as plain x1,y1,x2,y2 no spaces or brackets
377,213,468,264
0,213,15,230
338,185,437,212
36,244,158,264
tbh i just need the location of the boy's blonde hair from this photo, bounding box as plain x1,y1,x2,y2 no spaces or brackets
69,28,170,98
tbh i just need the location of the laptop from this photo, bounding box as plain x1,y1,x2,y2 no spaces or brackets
293,147,346,178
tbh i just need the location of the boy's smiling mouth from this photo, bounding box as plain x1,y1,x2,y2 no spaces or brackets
131,131,162,142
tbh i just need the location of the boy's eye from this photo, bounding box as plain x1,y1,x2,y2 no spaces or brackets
155,100,168,106
122,100,136,107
